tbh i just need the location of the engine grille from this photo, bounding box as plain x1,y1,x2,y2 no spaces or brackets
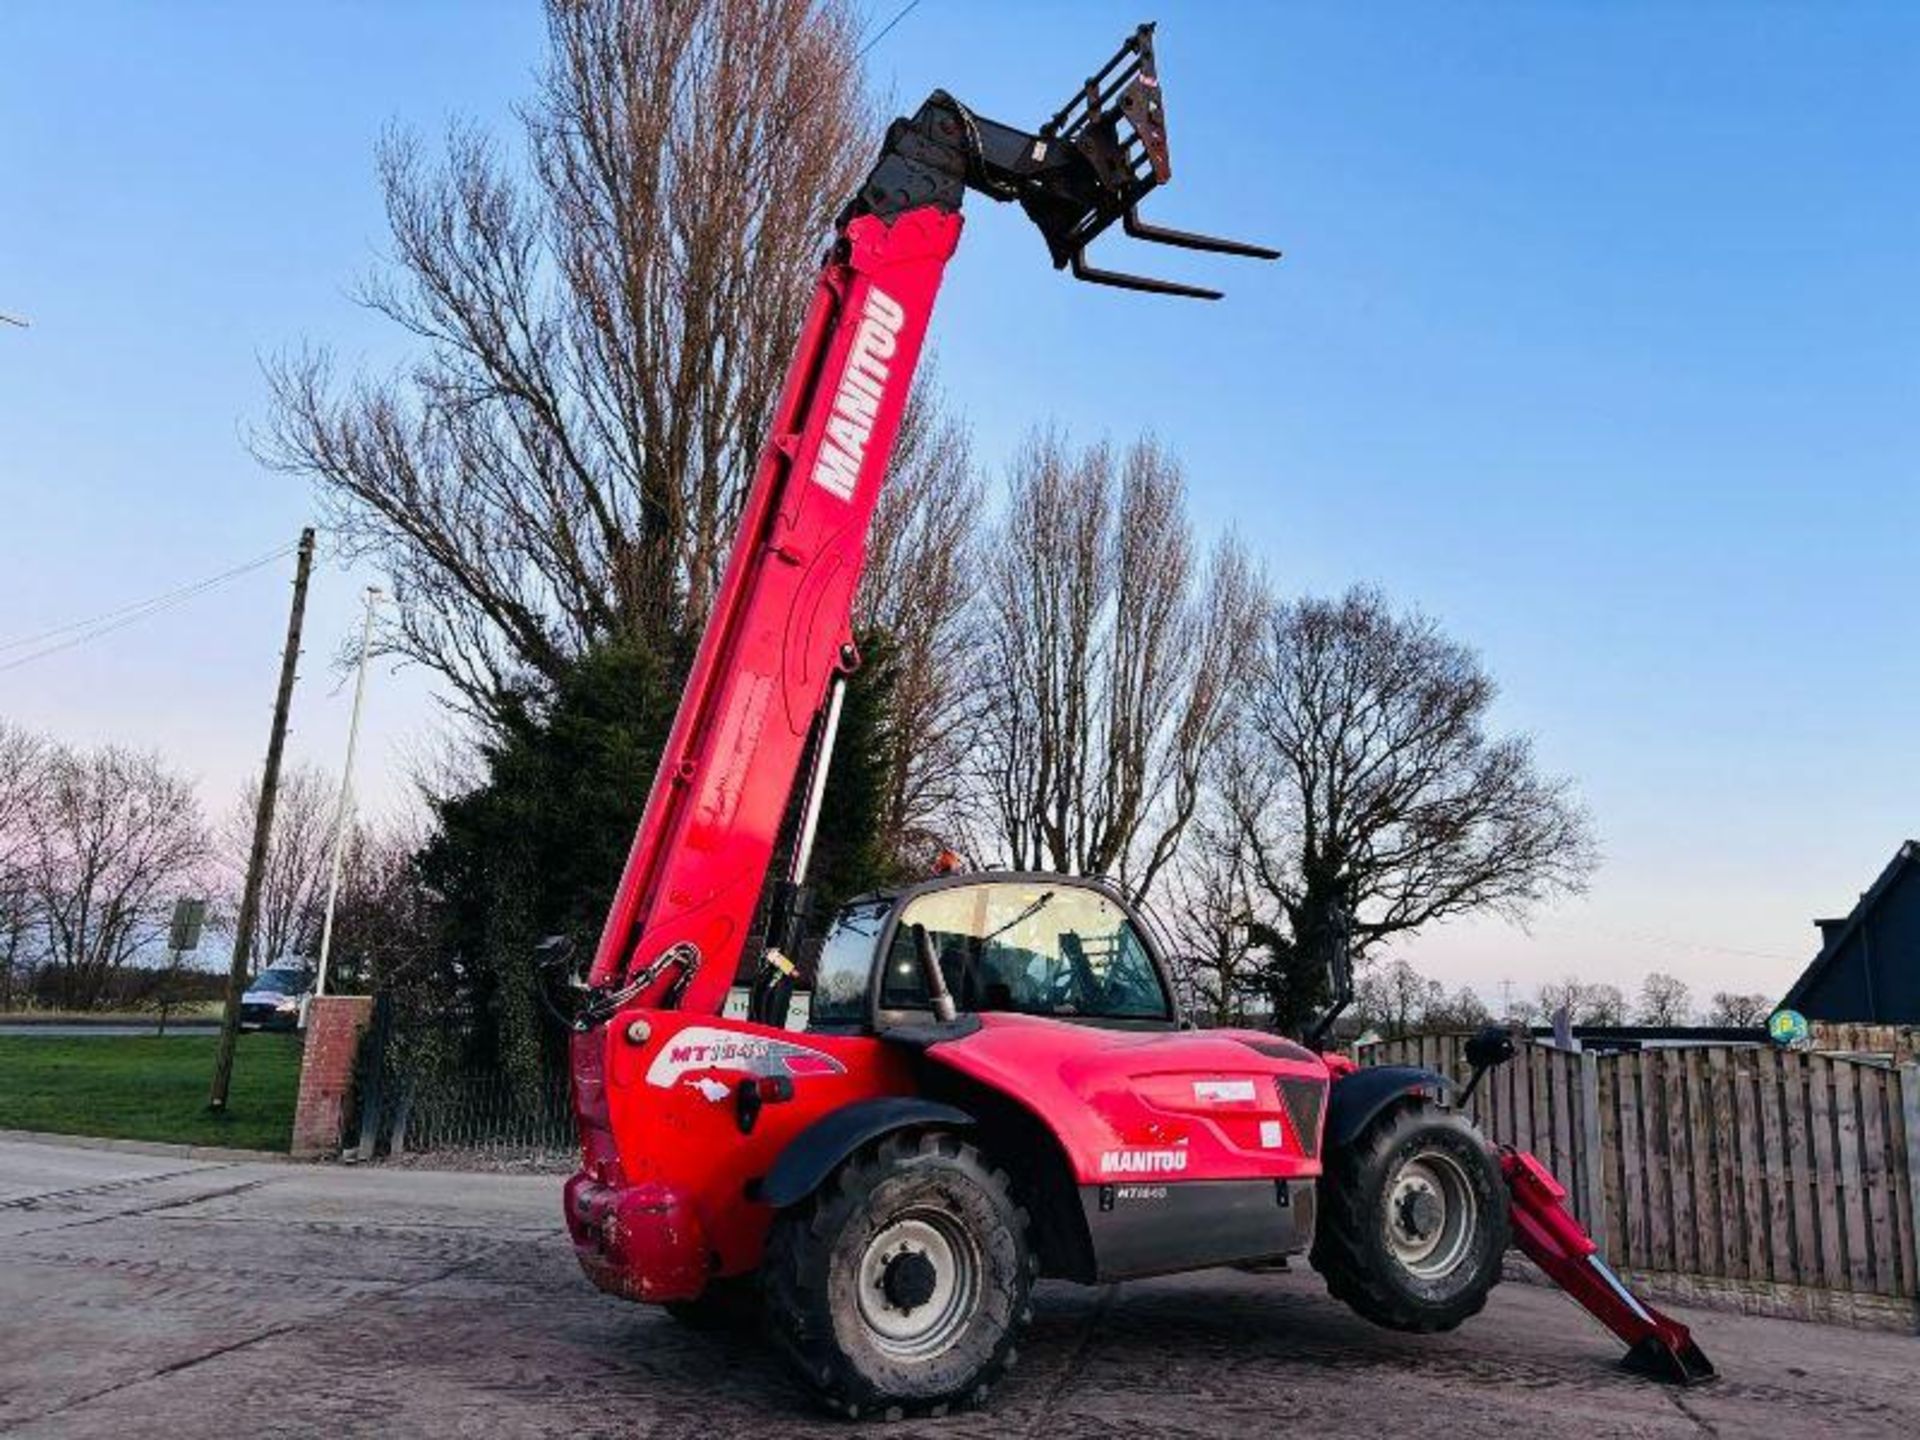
1278,1076,1325,1158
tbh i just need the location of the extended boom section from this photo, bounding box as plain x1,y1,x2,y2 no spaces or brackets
585,207,961,1016
586,23,1273,1016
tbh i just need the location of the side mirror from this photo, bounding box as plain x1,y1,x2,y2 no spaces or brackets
1458,1023,1518,1108
1464,1024,1516,1074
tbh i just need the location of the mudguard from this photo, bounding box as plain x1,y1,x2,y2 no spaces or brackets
1323,1065,1450,1151
756,1097,975,1209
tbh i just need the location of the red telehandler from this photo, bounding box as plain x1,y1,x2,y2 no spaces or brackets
560,23,1713,1417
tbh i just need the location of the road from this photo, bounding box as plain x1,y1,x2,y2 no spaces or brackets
1,1136,1915,1438
0,1024,220,1038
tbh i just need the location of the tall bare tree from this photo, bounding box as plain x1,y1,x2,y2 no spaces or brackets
1162,801,1266,1025
971,431,1259,897
1537,975,1626,1026
316,821,434,998
1709,990,1771,1026
1637,970,1694,1026
1354,958,1445,1039
220,764,334,974
1231,586,1596,994
28,745,210,1011
0,723,49,1007
855,378,982,866
261,0,873,719
1353,960,1490,1039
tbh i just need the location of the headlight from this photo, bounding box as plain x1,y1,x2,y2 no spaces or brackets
276,997,300,1012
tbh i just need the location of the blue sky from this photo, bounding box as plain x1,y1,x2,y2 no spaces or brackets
2,3,1914,1006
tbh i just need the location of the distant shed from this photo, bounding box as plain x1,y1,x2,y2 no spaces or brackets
1782,840,1920,1024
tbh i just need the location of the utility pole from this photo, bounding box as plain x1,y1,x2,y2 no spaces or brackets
209,528,315,1113
312,586,381,1002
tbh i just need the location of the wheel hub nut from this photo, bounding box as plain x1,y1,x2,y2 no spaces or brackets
1397,1186,1442,1240
880,1248,938,1313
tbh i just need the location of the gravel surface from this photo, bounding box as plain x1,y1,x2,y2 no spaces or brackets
2,1136,1915,1438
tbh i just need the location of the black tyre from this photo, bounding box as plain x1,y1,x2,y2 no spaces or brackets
763,1130,1034,1419
664,1274,761,1332
1311,1100,1509,1332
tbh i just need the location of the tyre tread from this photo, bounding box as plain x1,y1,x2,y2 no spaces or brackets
1310,1101,1509,1333
763,1129,1031,1418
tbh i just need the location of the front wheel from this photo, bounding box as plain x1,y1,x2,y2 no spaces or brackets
763,1130,1033,1418
1311,1100,1509,1332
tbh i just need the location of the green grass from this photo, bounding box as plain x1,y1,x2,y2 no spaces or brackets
0,1034,304,1151
0,1002,224,1023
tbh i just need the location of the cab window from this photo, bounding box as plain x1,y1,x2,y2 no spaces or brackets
808,900,890,1028
879,882,1169,1021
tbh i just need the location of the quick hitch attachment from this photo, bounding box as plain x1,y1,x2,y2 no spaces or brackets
847,23,1279,300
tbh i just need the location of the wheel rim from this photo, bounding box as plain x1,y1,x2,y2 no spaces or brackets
1383,1147,1477,1280
854,1208,981,1360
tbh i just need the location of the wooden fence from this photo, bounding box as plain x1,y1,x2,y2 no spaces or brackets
1356,1034,1920,1331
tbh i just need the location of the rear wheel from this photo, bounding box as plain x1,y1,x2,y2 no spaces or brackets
763,1131,1033,1418
1311,1101,1508,1332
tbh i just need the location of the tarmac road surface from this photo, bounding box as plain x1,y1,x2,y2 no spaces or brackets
0,1024,221,1038
1,1135,1915,1438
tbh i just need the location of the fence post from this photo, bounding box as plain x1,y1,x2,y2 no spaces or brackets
1580,1048,1609,1259
1902,1063,1920,1309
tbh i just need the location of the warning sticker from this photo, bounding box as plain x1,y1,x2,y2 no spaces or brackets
1192,1079,1258,1104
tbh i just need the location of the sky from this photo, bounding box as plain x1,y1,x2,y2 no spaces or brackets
2,2,1915,1009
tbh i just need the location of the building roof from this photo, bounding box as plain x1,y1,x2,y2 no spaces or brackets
1781,840,1919,1014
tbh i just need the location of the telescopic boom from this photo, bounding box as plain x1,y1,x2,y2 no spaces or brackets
586,24,1276,1017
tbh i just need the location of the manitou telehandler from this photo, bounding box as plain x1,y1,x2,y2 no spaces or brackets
560,24,1713,1417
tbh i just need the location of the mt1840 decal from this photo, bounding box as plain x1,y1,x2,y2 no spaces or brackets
644,1026,846,1089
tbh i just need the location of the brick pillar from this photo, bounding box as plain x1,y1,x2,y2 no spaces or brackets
292,995,374,1158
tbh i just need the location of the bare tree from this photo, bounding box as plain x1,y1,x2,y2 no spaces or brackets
1353,963,1487,1038
1426,984,1492,1031
1709,991,1771,1027
0,723,49,1008
1535,975,1626,1026
1230,586,1596,984
28,745,210,1011
856,378,983,867
971,431,1259,897
1162,802,1266,1025
1637,971,1694,1026
1581,982,1627,1025
219,764,334,974
260,0,873,720
317,821,434,997
1354,958,1444,1039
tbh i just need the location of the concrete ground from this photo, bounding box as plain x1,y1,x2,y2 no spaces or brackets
0,1024,220,1038
1,1136,1914,1439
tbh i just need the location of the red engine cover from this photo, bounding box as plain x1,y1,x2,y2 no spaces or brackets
926,1014,1329,1183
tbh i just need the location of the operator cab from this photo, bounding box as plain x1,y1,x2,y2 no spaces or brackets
806,871,1181,1035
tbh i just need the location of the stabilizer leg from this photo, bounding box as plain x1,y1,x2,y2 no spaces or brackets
1500,1149,1716,1385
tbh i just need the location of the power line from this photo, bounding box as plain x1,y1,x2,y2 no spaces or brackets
0,542,302,675
1531,921,1800,965
856,0,924,60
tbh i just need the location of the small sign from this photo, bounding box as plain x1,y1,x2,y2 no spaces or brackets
1767,1008,1811,1050
168,897,208,953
